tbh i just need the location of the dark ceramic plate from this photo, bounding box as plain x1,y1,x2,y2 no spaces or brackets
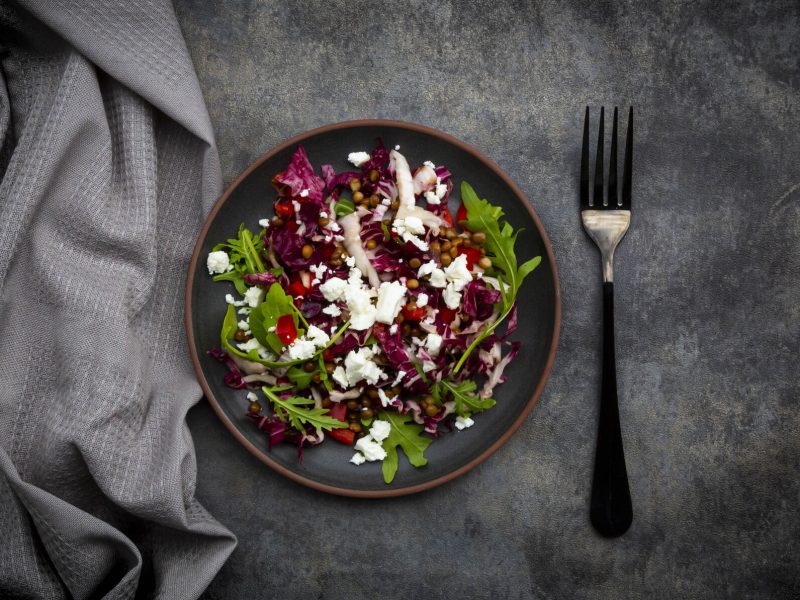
186,120,560,497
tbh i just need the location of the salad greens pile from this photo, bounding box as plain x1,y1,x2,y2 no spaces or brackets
207,143,540,484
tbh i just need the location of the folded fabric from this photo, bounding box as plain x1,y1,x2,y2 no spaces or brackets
0,1,236,597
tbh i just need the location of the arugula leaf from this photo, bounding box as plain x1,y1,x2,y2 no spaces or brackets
379,412,432,484
220,304,350,368
380,221,391,241
249,283,300,354
211,224,267,293
436,379,496,417
454,182,542,372
334,198,355,217
287,365,314,389
262,385,345,432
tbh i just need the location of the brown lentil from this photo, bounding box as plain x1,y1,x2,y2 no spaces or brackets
346,400,360,410
430,241,441,252
301,244,313,259
440,240,452,252
395,313,405,323
423,395,435,405
391,200,400,210
318,216,330,226
353,191,364,202
449,247,459,258
409,257,421,269
445,228,457,240
234,329,250,343
321,397,332,409
424,404,439,417
367,388,379,400
303,361,315,373
362,408,374,419
462,238,472,248
478,256,493,269
369,196,379,208
249,401,262,413
349,178,361,192
440,253,452,266
349,422,363,433
366,239,377,250
407,278,419,290
471,231,487,244
369,169,380,182
273,217,284,227
312,373,321,383
330,258,343,267
402,323,411,336
325,362,335,374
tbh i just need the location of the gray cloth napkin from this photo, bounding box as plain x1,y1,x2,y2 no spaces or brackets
0,0,237,597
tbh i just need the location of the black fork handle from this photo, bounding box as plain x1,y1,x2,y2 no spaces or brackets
590,282,633,537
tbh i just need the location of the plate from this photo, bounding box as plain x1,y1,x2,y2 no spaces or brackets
185,120,560,497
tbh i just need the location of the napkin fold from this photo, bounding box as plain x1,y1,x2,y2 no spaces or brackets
0,1,236,597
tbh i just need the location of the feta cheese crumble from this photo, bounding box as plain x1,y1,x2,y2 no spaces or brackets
225,293,245,306
287,325,330,360
416,292,429,307
343,347,385,386
350,452,366,465
207,250,233,274
322,304,342,317
347,151,371,167
377,388,392,407
246,391,258,402
443,283,461,309
369,420,391,443
424,333,443,355
243,286,263,308
258,218,270,227
354,435,387,461
392,217,429,251
389,323,398,334
375,281,407,324
455,415,475,430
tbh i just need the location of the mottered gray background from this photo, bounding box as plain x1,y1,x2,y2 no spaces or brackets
173,0,800,598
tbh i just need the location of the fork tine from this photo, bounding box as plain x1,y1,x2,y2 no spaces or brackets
621,107,633,209
608,107,618,206
580,107,590,209
594,106,604,206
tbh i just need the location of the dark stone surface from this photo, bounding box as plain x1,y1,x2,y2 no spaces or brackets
174,1,800,598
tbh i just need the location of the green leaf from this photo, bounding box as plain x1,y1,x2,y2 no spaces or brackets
212,270,249,295
249,283,298,354
380,221,391,241
454,181,543,372
379,412,432,484
437,379,496,417
287,365,314,389
262,386,346,432
220,304,350,369
334,198,355,217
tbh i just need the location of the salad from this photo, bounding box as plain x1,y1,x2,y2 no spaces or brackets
206,142,540,483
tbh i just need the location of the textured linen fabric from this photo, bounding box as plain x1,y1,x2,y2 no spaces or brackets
0,1,236,598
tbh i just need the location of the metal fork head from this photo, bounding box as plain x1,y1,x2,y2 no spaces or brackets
581,106,633,282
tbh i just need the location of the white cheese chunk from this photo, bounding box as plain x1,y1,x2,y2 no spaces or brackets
444,254,472,291
350,452,366,465
369,420,391,443
375,281,407,324
344,347,385,385
207,250,233,274
443,283,461,309
243,286,263,308
322,304,342,317
424,333,443,355
455,416,475,430
355,436,387,461
416,292,429,307
347,151,371,167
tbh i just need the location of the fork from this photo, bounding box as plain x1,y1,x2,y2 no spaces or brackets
581,106,634,537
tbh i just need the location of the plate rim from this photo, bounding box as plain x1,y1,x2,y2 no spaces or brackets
185,118,561,498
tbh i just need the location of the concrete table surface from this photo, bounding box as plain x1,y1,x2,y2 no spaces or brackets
174,1,800,598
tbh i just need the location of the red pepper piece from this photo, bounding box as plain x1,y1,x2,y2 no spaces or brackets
457,246,482,270
287,280,308,298
402,304,426,321
275,314,297,345
329,428,355,445
441,208,454,227
327,402,347,421
275,200,294,217
438,307,457,325
456,201,468,226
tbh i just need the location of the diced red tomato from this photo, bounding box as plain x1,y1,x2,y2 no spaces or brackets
402,304,426,321
438,307,457,325
329,428,355,445
457,246,482,270
275,200,294,217
327,402,347,421
287,280,308,298
286,220,299,233
275,314,297,345
456,202,468,225
323,347,335,361
441,208,454,227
